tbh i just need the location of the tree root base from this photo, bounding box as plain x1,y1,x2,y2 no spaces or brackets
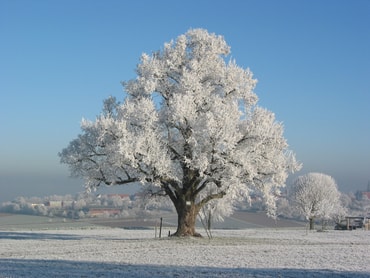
171,231,203,238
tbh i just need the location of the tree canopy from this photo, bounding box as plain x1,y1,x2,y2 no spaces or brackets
289,172,342,230
59,29,301,236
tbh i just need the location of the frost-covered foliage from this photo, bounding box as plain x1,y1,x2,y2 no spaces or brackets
289,173,343,229
59,29,301,236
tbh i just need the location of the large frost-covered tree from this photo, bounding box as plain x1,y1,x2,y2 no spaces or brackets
289,172,342,230
59,29,301,236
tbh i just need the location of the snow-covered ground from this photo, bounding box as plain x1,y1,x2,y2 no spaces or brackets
1,227,369,277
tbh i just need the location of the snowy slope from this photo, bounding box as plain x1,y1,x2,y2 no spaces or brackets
0,228,369,277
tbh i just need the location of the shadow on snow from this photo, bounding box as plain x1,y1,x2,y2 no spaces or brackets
0,231,83,241
0,259,369,278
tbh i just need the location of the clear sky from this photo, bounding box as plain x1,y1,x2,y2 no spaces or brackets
1,0,369,203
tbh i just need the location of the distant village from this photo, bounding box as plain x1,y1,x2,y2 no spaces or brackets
40,194,132,218
0,189,187,221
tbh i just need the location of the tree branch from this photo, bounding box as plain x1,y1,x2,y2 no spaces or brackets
198,191,226,208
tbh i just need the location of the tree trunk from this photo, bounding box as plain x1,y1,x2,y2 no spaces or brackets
309,217,315,230
173,201,201,237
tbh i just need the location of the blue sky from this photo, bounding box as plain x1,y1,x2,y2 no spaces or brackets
1,0,369,202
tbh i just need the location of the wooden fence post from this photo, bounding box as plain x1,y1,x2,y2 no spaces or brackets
159,217,163,238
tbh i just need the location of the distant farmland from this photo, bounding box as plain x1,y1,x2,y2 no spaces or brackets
0,211,305,231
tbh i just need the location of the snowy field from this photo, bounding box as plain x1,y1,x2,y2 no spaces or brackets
1,226,370,277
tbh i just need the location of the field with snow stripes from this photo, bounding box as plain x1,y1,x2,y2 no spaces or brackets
0,227,369,277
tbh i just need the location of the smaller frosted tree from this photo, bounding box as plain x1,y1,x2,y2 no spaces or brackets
289,172,342,230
